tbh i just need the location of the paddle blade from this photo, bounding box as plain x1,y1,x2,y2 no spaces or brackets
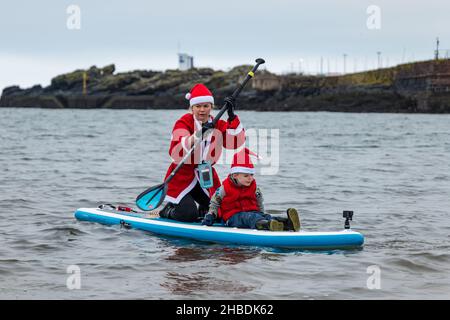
136,183,167,211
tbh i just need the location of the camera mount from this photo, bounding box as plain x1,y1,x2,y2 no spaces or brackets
343,210,354,229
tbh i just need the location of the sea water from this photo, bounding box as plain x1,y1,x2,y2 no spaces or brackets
1,108,449,299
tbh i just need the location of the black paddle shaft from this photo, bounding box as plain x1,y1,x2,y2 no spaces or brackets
165,58,266,185
211,58,265,127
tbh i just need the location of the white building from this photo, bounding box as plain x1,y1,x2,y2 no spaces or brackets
178,53,194,71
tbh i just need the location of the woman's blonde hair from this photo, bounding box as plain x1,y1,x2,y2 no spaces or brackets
190,103,215,110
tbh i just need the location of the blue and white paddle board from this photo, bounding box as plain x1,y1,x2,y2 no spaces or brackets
74,207,364,250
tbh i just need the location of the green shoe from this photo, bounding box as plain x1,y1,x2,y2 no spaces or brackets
256,219,284,231
269,220,284,232
287,208,301,232
256,219,269,230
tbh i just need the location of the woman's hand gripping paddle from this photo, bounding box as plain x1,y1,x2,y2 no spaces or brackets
136,58,266,211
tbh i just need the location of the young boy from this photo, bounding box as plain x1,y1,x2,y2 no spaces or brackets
202,148,300,231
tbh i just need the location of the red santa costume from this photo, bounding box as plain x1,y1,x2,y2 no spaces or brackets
164,83,246,204
218,148,259,222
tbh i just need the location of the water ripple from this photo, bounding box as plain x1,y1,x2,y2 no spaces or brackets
1,109,449,299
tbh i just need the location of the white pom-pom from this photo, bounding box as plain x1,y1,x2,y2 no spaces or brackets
185,93,191,100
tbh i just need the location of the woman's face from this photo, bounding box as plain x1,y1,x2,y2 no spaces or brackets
192,103,212,123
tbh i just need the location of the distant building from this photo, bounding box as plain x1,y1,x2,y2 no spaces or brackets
251,73,282,91
325,72,342,77
178,53,194,71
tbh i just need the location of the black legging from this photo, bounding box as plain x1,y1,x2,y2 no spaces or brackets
161,183,211,222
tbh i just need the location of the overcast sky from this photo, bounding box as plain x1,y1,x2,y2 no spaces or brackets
1,0,449,91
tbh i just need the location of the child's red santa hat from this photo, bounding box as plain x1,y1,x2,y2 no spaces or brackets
185,83,214,107
230,148,260,175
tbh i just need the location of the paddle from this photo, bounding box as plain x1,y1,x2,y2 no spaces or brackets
135,58,266,211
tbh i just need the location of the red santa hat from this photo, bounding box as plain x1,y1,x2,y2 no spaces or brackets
185,83,214,107
230,148,260,175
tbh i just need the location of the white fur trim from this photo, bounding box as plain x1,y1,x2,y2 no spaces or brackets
226,123,243,136
180,136,190,153
194,116,203,131
185,92,191,100
230,166,255,174
164,176,198,204
190,95,214,107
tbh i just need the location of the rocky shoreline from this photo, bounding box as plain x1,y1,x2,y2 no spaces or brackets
2,60,450,113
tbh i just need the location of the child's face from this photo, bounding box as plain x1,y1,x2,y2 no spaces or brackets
233,173,254,187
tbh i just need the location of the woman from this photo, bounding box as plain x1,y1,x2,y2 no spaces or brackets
159,83,246,222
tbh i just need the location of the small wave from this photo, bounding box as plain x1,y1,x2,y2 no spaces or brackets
0,258,21,263
0,268,13,276
32,243,59,251
351,145,380,149
0,198,29,204
388,257,441,273
368,168,399,173
35,134,67,139
101,264,140,272
413,144,439,148
8,240,60,252
41,226,87,237
315,145,380,149
409,252,450,263
72,134,98,138
433,175,449,181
